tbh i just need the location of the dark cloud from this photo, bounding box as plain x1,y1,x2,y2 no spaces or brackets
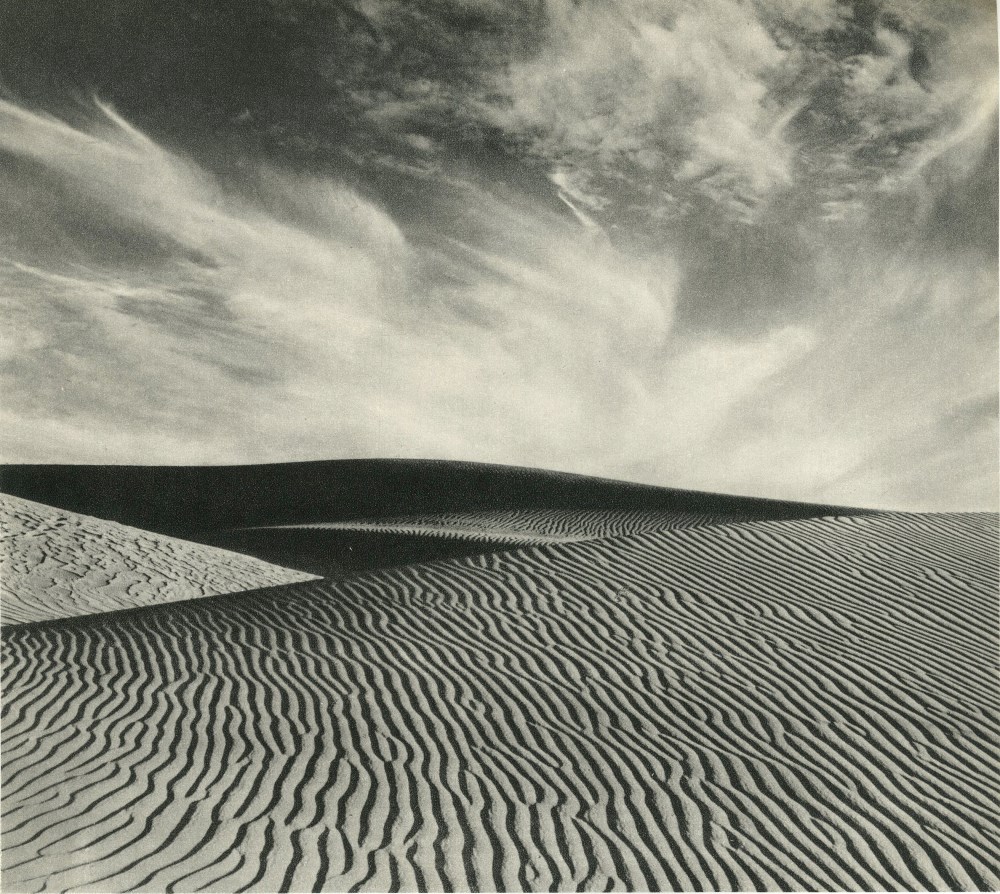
4,0,992,233
920,117,999,261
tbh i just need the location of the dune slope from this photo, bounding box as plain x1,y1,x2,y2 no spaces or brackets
213,508,750,578
2,510,998,891
0,494,319,625
250,506,743,543
0,459,864,537
2,459,870,580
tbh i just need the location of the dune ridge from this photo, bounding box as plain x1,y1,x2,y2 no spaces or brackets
2,510,997,891
0,494,319,626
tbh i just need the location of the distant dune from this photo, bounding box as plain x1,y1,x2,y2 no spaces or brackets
0,459,864,535
0,494,318,625
0,460,869,578
1,462,997,892
218,507,766,578
251,505,749,543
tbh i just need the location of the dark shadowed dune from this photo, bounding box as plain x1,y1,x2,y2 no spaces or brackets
2,501,998,892
0,459,872,578
0,459,866,536
202,526,522,578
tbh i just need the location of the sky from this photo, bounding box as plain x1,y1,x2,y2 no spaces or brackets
1,0,997,510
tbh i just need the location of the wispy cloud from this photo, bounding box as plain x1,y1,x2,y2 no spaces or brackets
0,99,822,493
0,99,410,460
467,0,997,228
0,100,679,473
1,0,996,511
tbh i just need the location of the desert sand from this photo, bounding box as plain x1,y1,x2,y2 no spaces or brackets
0,494,318,626
1,462,998,892
243,506,753,544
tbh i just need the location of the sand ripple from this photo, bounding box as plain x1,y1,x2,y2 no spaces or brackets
250,507,747,546
2,511,998,891
0,495,318,626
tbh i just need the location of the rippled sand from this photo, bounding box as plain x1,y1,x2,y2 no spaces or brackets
2,484,997,891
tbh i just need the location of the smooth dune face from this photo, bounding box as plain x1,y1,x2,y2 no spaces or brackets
2,511,998,891
0,494,319,625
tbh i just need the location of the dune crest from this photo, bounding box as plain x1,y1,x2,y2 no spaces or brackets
0,459,865,536
0,460,872,580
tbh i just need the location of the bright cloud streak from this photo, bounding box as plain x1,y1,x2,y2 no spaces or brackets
1,0,996,510
1,101,681,472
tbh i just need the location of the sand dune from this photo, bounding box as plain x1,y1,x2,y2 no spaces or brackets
0,460,862,537
3,508,997,891
0,494,318,626
215,508,757,578
251,506,746,544
0,460,862,580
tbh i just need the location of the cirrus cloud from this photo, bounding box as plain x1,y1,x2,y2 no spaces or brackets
0,0,996,511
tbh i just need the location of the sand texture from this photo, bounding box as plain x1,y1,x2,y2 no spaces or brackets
2,510,998,891
250,506,751,545
0,494,319,626
213,509,757,578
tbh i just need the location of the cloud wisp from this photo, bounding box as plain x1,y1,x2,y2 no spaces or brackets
0,100,682,474
1,0,996,511
474,0,998,230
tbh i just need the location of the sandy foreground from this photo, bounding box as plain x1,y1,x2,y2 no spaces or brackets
1,485,998,891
